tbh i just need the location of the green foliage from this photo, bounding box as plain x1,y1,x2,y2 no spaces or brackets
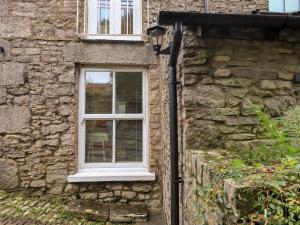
195,105,300,225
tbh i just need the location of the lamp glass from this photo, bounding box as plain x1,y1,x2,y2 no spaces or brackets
147,23,166,54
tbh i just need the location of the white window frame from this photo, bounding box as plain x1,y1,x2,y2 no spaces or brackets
78,68,148,172
86,0,143,41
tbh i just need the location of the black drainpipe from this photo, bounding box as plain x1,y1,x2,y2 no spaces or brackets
168,21,183,225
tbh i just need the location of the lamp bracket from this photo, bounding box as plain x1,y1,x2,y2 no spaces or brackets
158,45,171,55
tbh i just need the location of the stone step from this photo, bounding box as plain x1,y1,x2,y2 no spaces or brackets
110,204,148,223
66,200,148,224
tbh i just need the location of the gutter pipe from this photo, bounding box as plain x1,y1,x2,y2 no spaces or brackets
204,0,209,13
158,11,300,28
168,22,183,225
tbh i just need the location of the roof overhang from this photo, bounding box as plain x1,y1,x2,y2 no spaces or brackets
158,11,300,29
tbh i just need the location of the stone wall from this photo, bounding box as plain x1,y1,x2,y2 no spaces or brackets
0,0,273,223
208,0,268,12
0,0,163,209
157,0,270,224
179,27,300,225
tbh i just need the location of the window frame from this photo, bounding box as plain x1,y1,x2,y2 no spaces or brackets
86,0,143,41
78,68,148,171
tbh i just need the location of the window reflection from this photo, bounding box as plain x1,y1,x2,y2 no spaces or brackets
98,0,110,34
115,72,142,114
116,120,143,162
85,120,113,163
121,0,134,34
85,71,113,114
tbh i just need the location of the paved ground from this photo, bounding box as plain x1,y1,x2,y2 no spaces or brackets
0,191,166,225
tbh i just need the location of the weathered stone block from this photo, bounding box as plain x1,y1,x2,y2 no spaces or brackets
132,184,152,193
227,133,256,140
183,66,211,75
146,199,161,209
80,192,98,201
214,68,231,77
31,180,46,188
276,80,292,89
43,84,74,97
260,80,276,90
0,17,30,38
0,39,11,61
0,88,6,104
0,106,30,133
215,78,252,87
0,63,24,86
184,86,225,108
98,191,114,199
110,204,148,223
66,200,109,222
231,67,277,80
186,121,223,149
225,117,258,126
278,72,294,80
0,158,18,189
224,179,257,219
122,191,136,200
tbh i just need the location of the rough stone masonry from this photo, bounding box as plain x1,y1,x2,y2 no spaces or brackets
0,0,163,209
178,26,300,225
0,0,271,225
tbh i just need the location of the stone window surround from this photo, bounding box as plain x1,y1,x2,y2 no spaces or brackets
68,67,155,182
83,0,143,41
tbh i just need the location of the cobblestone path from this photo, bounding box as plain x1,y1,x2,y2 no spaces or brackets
0,191,165,225
0,191,104,225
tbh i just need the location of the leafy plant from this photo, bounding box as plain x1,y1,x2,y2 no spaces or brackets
195,104,300,225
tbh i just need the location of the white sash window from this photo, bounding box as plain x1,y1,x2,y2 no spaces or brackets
78,68,148,171
87,0,142,40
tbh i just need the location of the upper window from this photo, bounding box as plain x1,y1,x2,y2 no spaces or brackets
79,68,147,170
87,0,142,40
269,0,300,12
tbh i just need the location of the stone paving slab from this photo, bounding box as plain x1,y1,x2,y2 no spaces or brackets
66,200,110,222
109,204,148,223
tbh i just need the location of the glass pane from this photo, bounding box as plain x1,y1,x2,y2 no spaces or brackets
115,72,142,114
116,120,143,162
85,120,113,163
85,71,113,114
121,0,134,34
98,0,110,34
285,0,300,12
269,0,284,12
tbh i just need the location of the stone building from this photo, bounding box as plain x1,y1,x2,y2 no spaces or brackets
1,0,300,224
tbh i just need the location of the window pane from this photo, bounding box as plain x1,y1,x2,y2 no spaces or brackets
85,120,113,163
285,0,300,12
98,0,110,34
115,72,142,114
116,120,143,162
121,0,134,34
85,71,113,114
269,0,284,12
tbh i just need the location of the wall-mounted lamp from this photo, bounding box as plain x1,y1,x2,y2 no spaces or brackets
147,23,170,55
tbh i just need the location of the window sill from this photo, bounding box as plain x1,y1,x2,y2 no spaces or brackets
67,170,155,182
78,34,144,43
